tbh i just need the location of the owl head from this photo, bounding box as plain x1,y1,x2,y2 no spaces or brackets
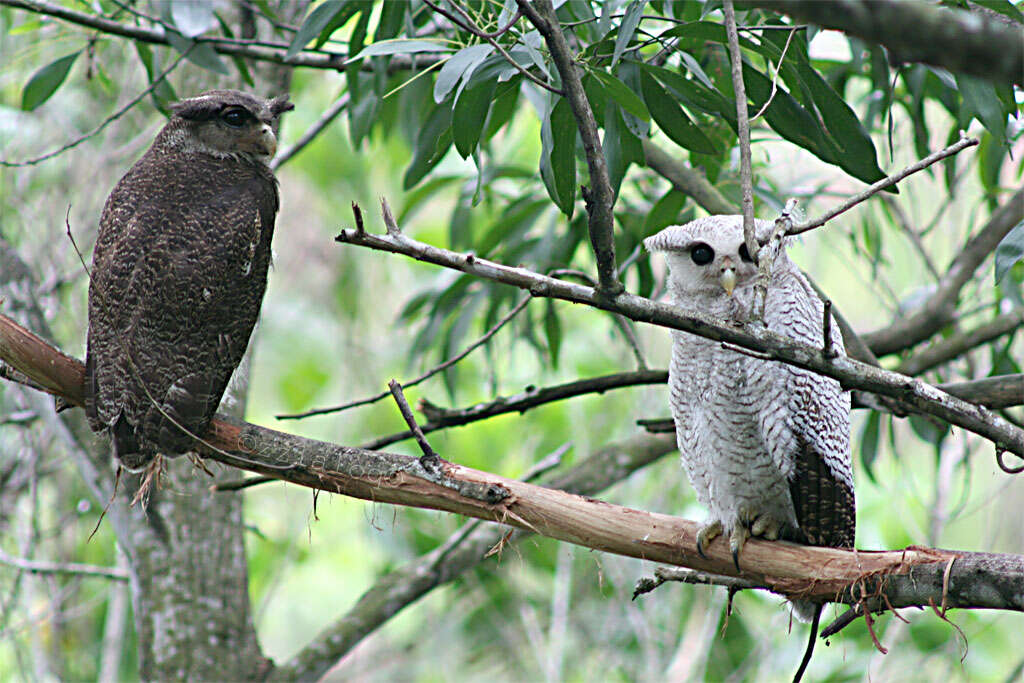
644,215,783,302
163,90,294,163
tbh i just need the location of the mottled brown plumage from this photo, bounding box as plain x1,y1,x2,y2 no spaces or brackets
85,90,293,470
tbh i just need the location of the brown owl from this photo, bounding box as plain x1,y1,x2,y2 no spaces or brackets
84,90,293,470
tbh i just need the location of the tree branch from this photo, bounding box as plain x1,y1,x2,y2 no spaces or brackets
1,312,1023,653
0,549,129,582
516,0,622,294
275,432,676,681
896,310,1024,377
748,0,1024,87
862,188,1024,356
331,221,1024,455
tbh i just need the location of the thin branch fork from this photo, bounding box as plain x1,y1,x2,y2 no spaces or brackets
332,216,1024,456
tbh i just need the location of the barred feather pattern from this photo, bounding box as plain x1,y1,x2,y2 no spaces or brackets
647,217,855,621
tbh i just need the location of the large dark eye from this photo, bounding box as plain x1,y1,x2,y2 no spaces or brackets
221,108,248,128
690,243,714,265
739,243,754,263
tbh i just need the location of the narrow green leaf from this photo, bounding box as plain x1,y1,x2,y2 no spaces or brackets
995,221,1024,284
589,69,649,121
544,299,562,369
612,0,646,67
604,104,643,199
21,51,80,111
957,74,1008,141
434,44,493,104
403,101,453,189
859,410,881,484
165,31,229,74
540,97,577,216
135,44,177,115
374,0,408,41
347,40,450,63
639,68,716,154
452,76,497,158
287,0,344,58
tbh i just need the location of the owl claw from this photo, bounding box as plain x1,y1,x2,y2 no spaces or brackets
729,524,750,570
696,520,723,559
751,513,782,540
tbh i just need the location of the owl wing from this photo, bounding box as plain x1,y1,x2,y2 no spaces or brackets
764,268,855,548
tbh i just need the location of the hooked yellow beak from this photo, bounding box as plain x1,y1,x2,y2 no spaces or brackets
719,256,736,296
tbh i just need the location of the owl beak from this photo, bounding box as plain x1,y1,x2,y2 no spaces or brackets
258,124,277,157
719,257,737,296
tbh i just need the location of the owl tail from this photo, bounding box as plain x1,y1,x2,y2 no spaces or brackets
111,415,153,472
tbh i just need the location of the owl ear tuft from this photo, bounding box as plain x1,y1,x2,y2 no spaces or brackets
269,95,294,118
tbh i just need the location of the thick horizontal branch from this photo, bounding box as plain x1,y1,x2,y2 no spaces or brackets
333,226,1024,455
747,0,1024,86
862,188,1024,356
2,313,1022,618
895,310,1024,377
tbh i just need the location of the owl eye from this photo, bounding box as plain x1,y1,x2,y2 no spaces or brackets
739,243,754,263
221,108,249,128
690,243,714,265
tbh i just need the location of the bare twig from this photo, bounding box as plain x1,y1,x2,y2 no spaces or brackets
722,0,759,266
333,220,1024,455
212,475,276,492
633,566,762,599
0,48,192,167
388,380,440,465
788,135,979,236
0,549,129,581
516,0,622,294
279,295,530,420
750,26,798,121
895,309,1024,376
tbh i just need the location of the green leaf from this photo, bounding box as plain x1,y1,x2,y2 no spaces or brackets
957,74,1008,141
540,97,577,216
603,103,643,199
452,75,497,158
544,299,562,369
21,51,80,111
859,410,881,484
995,221,1024,284
135,44,177,115
612,0,647,67
165,31,229,74
639,68,716,154
434,44,493,104
374,0,408,41
288,0,345,58
589,69,649,120
347,40,450,62
403,101,453,189
643,63,734,124
643,189,687,234
170,0,216,37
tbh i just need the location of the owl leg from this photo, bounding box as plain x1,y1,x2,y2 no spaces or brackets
732,504,788,569
695,520,723,559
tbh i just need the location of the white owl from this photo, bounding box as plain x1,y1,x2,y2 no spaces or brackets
645,216,854,616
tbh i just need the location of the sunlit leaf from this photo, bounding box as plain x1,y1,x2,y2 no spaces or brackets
435,44,493,104
21,51,80,111
348,40,451,63
170,0,216,37
288,0,346,58
995,221,1024,285
612,0,647,67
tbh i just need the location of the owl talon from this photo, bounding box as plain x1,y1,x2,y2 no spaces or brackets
751,513,783,541
696,520,723,559
729,524,750,570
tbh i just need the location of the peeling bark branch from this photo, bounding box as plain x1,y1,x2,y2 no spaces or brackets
748,0,1024,87
862,188,1024,356
3,313,1022,633
329,226,1024,455
517,0,621,293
